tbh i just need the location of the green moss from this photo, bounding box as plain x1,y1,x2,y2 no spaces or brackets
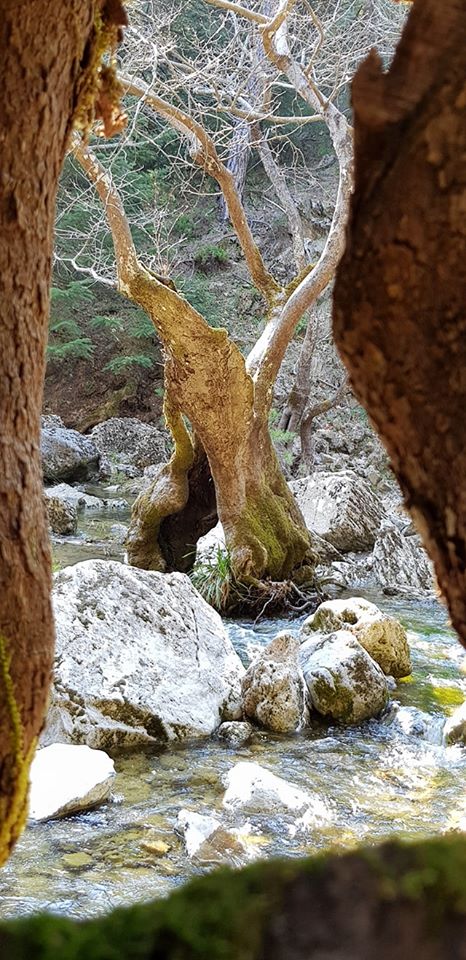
4,839,466,958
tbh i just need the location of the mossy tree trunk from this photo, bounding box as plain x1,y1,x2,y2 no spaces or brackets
0,0,121,865
333,0,466,645
117,273,315,583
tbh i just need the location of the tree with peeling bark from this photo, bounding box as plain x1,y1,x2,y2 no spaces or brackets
0,0,127,865
70,0,362,605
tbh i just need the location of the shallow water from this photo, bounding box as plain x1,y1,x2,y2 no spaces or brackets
1,586,465,921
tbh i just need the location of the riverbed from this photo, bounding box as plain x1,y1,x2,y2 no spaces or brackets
1,495,465,920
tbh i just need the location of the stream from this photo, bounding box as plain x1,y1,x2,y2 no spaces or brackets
1,490,466,920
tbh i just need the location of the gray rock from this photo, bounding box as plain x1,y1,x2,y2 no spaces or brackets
217,721,254,747
301,597,411,679
372,519,435,593
44,482,104,511
90,418,169,475
290,470,385,552
241,633,308,733
300,630,389,723
45,494,77,535
41,421,100,482
28,744,114,820
109,523,129,544
44,482,127,513
222,762,331,828
176,809,248,865
43,560,244,749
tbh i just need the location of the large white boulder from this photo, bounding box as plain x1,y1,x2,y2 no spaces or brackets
90,418,169,474
41,419,100,483
301,597,411,678
241,633,308,733
289,470,385,553
44,560,244,748
28,744,115,821
299,630,389,723
372,519,435,593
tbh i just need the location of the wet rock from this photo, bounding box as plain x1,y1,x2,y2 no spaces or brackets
140,834,171,856
109,523,129,544
41,419,100,482
29,744,115,820
300,630,389,723
90,418,169,475
45,493,77,535
444,702,466,745
176,810,247,865
388,704,430,738
223,761,312,815
217,721,254,747
44,482,104,512
301,597,411,679
289,470,385,552
43,560,244,748
372,519,435,593
241,633,309,733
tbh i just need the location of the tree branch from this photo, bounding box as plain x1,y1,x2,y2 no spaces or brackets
119,74,280,302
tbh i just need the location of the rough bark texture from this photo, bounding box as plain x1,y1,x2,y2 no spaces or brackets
0,0,111,864
333,0,466,644
2,835,466,957
123,275,315,582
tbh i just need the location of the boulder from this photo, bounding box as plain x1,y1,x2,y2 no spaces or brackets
28,744,114,820
223,761,312,815
444,702,466,746
43,560,244,748
176,809,248,865
44,482,127,513
241,633,308,733
41,420,100,482
372,519,435,593
222,762,331,827
299,630,389,723
90,418,169,474
289,470,385,552
301,597,411,678
217,721,254,747
45,494,77,536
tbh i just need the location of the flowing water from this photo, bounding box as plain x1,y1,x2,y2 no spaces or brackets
1,495,466,920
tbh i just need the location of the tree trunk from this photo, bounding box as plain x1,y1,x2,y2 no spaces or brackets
333,0,466,644
124,273,315,584
0,0,110,864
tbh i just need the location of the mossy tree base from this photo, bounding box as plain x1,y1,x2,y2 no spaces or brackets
3,836,466,958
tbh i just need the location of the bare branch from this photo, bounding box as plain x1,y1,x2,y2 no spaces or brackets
204,0,267,25
120,74,280,302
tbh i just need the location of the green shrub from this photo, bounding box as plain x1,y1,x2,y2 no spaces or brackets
104,355,154,374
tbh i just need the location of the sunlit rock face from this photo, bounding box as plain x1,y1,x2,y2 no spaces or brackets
43,560,244,749
301,597,411,679
241,633,309,733
289,470,385,553
29,744,115,821
300,629,389,723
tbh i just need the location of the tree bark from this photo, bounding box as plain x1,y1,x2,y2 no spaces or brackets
0,0,114,864
122,274,315,583
333,0,466,643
